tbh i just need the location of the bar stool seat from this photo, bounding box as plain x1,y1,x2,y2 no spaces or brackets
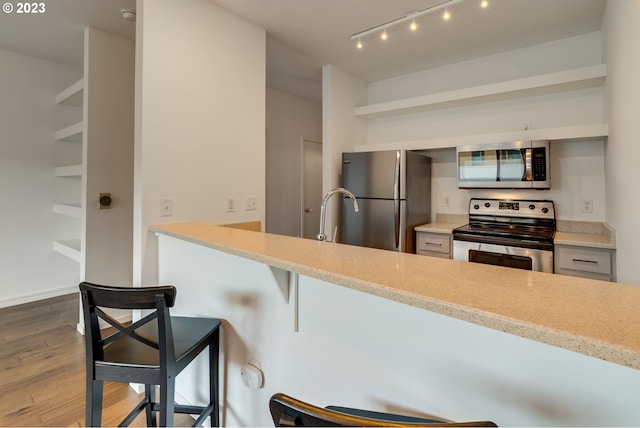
269,393,497,427
80,282,222,427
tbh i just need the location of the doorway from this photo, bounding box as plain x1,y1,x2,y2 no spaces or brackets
301,138,322,239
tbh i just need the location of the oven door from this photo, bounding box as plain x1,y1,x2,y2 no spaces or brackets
452,240,554,273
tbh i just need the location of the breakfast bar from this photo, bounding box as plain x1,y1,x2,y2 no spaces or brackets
150,222,640,427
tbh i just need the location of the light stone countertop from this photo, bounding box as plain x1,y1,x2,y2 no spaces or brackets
554,223,616,249
150,222,640,370
414,223,463,234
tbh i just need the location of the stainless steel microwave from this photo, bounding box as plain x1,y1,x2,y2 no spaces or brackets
457,140,550,189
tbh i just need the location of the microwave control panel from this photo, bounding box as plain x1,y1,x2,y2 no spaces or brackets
532,147,547,181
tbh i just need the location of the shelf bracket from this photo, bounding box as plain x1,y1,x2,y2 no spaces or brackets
269,266,290,302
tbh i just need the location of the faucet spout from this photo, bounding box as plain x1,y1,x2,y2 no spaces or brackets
317,187,359,242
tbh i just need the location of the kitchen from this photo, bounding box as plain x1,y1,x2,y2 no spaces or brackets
264,6,615,281
1,0,640,426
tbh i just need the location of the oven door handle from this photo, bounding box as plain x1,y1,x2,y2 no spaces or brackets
453,233,554,251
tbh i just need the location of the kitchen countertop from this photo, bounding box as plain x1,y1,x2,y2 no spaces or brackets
415,223,463,234
416,218,617,249
554,222,616,249
150,222,640,370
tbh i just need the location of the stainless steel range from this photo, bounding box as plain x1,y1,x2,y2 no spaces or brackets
452,198,555,273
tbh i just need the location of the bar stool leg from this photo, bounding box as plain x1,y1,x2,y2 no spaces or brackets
210,329,220,427
145,384,156,426
86,379,103,427
159,375,175,427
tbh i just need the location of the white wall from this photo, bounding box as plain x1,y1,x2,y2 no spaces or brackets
83,27,135,286
367,32,603,104
134,0,266,286
158,235,640,427
359,32,606,222
424,139,606,222
602,1,640,285
265,87,321,237
0,48,81,307
321,65,367,234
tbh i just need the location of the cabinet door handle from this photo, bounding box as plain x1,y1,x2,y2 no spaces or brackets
424,242,443,246
572,258,598,264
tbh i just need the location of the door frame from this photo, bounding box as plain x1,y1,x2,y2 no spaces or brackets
300,137,322,238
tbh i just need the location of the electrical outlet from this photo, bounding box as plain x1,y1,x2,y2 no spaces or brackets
245,196,257,211
226,197,235,213
160,198,173,217
443,196,450,208
240,363,263,389
582,199,593,213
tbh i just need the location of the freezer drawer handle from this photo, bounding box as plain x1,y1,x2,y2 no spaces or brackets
572,258,598,264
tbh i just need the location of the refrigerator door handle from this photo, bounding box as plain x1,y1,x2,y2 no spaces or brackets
393,150,401,200
394,199,401,249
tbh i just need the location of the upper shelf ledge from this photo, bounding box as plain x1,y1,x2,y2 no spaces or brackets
354,64,607,119
56,78,84,107
353,123,609,152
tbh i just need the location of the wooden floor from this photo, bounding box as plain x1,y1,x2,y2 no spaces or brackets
0,293,194,427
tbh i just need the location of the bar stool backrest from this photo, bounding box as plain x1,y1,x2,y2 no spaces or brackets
79,282,177,364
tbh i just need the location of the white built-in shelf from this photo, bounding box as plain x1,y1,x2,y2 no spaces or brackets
55,78,84,107
354,64,608,119
55,121,83,142
354,123,609,152
53,239,81,263
54,164,83,177
53,202,82,218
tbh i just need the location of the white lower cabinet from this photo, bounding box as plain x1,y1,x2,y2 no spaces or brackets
555,244,616,282
416,231,451,259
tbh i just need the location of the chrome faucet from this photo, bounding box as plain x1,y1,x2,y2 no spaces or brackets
317,188,359,242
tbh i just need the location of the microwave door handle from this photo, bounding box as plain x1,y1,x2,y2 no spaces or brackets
524,149,533,181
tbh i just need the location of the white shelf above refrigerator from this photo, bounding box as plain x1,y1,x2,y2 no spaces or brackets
354,64,607,119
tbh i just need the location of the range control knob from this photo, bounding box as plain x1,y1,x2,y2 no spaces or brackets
541,207,549,214
529,204,536,210
473,204,480,210
484,202,491,208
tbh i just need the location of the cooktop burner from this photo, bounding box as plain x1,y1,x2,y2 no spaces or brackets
454,222,555,242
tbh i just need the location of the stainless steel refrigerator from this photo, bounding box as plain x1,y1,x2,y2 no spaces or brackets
340,150,431,253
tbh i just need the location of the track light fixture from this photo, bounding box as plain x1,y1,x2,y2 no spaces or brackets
351,0,488,48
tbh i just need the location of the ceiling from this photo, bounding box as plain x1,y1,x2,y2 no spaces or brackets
212,0,606,101
0,0,606,101
0,0,135,68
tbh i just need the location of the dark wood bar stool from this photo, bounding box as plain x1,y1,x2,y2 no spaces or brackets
79,282,222,427
269,393,497,427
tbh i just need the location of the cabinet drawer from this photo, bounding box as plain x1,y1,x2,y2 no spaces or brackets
556,246,612,275
416,232,450,255
417,250,450,259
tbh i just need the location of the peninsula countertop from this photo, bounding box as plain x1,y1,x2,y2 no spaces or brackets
150,222,640,370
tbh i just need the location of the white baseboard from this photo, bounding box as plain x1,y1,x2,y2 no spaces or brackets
0,285,78,309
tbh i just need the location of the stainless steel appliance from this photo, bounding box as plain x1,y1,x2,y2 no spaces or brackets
452,198,556,272
457,140,550,189
341,150,431,253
